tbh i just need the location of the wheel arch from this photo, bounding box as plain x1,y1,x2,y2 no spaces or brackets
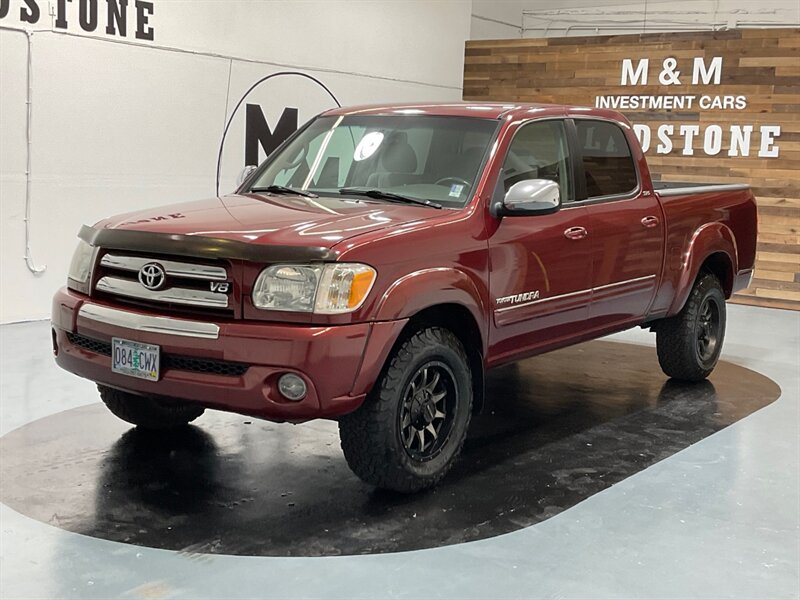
668,223,737,315
700,251,735,297
354,301,487,415
372,267,488,413
400,304,486,415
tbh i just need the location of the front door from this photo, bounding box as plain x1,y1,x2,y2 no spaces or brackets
487,119,593,365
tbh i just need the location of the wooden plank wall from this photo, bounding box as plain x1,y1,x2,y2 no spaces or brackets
464,28,800,310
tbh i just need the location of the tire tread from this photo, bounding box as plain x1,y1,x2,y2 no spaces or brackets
656,273,726,382
98,385,204,429
339,327,472,493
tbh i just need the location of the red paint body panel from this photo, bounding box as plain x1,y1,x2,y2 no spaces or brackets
653,188,757,315
96,193,442,249
53,288,376,422
486,205,593,365
51,103,758,423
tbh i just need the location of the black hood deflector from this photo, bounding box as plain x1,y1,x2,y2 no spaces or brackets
79,225,339,263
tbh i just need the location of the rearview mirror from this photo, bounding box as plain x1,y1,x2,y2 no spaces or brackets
236,165,258,188
493,179,561,217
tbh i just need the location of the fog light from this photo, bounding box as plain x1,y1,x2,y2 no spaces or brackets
278,373,307,401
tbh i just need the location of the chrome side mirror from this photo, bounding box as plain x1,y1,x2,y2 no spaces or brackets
236,165,258,188
494,179,561,217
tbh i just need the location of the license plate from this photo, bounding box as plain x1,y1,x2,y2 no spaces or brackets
112,338,160,381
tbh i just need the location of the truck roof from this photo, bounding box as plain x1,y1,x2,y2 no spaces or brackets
322,102,630,125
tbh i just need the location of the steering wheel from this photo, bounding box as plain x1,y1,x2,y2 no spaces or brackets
434,176,472,191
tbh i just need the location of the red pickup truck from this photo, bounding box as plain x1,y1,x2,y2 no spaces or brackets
52,103,757,492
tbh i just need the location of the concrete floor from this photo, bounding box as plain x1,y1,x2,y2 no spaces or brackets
1,303,798,599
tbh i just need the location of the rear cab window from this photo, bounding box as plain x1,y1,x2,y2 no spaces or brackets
575,120,638,199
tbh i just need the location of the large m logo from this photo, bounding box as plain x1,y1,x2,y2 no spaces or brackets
244,105,298,166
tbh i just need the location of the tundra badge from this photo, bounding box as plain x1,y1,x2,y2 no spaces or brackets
496,290,540,306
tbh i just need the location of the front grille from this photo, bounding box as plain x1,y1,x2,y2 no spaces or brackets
66,332,250,377
68,333,111,356
162,355,249,377
93,252,233,315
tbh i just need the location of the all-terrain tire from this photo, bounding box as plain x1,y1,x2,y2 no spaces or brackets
656,273,727,382
339,327,473,493
98,385,204,429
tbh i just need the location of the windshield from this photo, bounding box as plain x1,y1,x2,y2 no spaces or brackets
247,115,498,208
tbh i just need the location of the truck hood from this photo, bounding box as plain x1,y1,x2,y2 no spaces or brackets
94,193,443,248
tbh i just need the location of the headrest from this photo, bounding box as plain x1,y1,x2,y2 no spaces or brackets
461,146,484,166
381,132,417,173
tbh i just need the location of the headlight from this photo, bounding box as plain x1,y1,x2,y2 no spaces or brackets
314,263,376,314
252,265,322,312
252,263,376,314
67,239,96,294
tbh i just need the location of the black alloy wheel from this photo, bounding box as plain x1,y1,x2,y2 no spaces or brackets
695,295,721,363
399,361,456,462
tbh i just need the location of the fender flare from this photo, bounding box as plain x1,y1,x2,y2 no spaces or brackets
374,267,488,353
668,222,737,315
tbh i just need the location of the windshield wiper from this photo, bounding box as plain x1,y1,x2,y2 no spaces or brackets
338,188,442,209
250,184,318,198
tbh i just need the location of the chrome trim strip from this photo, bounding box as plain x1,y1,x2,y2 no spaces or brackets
101,254,227,281
78,304,220,339
495,288,590,313
656,184,749,197
96,276,229,308
494,275,657,313
592,274,656,292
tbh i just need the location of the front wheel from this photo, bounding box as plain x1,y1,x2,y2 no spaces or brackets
655,273,727,382
339,327,473,493
98,385,204,429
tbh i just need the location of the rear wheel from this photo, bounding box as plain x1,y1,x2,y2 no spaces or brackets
655,273,726,382
339,327,473,493
98,385,204,429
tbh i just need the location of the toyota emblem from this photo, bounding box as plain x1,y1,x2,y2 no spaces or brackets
138,262,167,291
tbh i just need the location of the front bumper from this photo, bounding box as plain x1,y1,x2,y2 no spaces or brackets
51,287,406,422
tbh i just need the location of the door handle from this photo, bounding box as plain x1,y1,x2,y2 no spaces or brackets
564,226,588,240
641,215,660,228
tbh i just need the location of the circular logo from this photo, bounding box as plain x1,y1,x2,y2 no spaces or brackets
216,71,340,195
138,263,166,291
353,131,384,161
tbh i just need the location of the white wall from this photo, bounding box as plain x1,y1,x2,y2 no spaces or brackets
471,0,800,39
471,1,523,39
0,0,472,323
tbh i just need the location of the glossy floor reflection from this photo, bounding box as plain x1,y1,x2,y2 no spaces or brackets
0,340,780,557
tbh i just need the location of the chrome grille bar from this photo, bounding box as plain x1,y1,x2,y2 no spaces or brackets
100,254,227,281
96,276,229,308
78,304,220,339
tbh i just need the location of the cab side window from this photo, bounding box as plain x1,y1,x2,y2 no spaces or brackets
575,120,638,198
498,120,573,203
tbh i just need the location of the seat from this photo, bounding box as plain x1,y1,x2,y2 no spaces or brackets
366,133,418,188
450,146,485,182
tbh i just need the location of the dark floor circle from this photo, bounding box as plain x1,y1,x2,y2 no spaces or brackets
0,340,780,557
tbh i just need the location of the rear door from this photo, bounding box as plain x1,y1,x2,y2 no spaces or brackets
487,119,592,363
574,119,664,327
